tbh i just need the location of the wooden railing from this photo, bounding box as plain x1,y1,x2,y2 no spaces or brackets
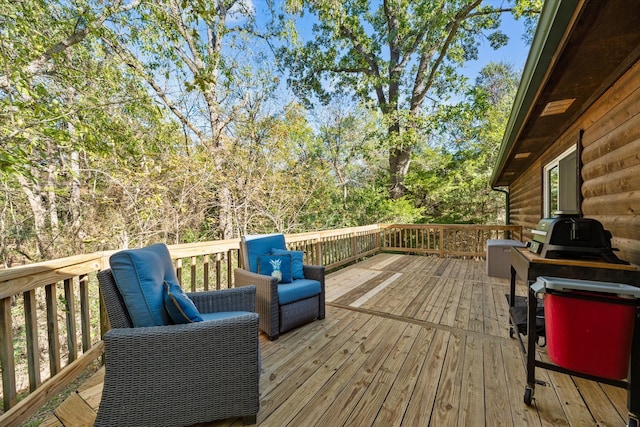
0,223,521,426
381,224,523,258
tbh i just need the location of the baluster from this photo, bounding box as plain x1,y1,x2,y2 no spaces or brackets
45,283,61,377
24,290,41,391
79,274,91,352
176,259,183,286
1,296,17,410
64,278,78,363
227,251,233,288
191,256,197,292
215,253,222,290
203,254,210,291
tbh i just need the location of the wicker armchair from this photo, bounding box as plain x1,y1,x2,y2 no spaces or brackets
96,247,260,426
234,234,325,340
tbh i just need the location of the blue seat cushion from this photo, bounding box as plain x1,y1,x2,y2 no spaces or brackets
109,243,177,327
200,311,255,322
278,279,321,305
271,249,305,280
163,281,203,324
243,234,286,273
257,254,292,283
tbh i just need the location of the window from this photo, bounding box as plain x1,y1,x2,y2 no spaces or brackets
543,146,578,217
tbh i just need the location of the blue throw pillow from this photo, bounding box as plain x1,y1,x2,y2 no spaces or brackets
163,281,203,324
257,254,292,283
271,248,305,279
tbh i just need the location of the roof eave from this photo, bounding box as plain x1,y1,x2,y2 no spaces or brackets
490,0,583,188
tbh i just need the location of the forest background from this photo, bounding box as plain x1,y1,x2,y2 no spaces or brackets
0,0,541,267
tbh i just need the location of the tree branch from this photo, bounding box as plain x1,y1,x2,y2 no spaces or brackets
412,0,482,112
0,0,141,90
337,23,388,108
100,33,208,143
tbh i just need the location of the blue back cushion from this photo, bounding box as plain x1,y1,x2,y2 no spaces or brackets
242,234,286,273
109,243,176,327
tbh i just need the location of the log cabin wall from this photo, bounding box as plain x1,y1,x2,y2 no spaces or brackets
509,159,541,243
509,59,640,264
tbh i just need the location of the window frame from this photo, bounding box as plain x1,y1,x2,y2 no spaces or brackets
543,145,578,217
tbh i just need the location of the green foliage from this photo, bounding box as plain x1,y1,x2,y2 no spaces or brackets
0,0,534,265
406,61,520,224
280,0,540,198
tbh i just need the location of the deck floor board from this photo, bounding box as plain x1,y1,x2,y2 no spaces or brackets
44,254,630,426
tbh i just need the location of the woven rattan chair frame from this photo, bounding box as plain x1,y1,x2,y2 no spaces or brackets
96,269,260,426
233,241,325,340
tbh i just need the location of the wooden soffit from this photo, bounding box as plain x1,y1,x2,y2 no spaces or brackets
491,0,640,187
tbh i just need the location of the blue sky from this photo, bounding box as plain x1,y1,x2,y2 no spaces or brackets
463,12,531,79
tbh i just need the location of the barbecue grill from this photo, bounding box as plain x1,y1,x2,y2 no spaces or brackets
528,213,628,264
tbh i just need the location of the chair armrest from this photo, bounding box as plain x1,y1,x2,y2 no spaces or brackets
103,314,259,358
303,264,325,320
234,268,277,287
234,268,280,339
188,286,256,313
303,264,325,282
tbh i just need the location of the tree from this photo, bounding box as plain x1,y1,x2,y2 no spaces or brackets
101,0,281,239
225,101,329,235
408,61,520,223
0,0,162,259
313,101,378,204
281,0,541,199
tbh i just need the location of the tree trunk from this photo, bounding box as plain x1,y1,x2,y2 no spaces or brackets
46,141,59,234
69,149,84,242
16,173,48,258
389,145,412,199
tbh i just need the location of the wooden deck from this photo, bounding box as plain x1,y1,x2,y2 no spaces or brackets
44,254,629,426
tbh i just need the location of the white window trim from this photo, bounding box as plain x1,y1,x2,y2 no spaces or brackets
543,146,577,217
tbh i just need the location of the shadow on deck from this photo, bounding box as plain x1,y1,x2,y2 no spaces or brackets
45,254,628,426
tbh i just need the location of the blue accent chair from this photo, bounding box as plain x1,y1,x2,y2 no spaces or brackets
96,243,260,426
234,234,325,340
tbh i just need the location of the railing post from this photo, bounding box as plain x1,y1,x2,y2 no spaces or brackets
439,227,445,258
24,290,41,391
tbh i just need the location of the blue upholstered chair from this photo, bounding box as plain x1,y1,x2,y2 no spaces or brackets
96,243,260,426
234,234,325,340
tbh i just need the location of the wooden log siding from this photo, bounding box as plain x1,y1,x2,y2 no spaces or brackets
0,223,521,426
507,60,640,265
509,165,542,243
